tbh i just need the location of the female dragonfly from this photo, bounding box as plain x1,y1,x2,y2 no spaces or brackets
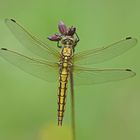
0,19,137,128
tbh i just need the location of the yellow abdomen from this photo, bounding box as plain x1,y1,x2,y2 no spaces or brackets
58,60,69,126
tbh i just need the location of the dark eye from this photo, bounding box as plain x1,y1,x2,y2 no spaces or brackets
63,39,67,44
62,39,74,45
70,40,73,44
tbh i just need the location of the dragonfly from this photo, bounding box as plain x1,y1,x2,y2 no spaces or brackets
0,19,137,140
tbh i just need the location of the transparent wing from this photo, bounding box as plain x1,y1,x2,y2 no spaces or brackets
74,37,137,65
0,48,59,82
5,18,60,61
69,71,76,140
73,66,135,85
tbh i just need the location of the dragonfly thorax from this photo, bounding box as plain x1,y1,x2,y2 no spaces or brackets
61,45,73,57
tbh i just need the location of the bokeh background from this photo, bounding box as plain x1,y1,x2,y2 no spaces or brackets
0,0,140,140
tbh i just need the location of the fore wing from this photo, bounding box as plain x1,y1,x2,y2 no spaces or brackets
5,19,60,61
0,48,59,82
74,37,137,65
73,66,135,85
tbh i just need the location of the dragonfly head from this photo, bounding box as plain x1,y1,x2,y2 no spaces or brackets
61,36,76,46
48,21,79,48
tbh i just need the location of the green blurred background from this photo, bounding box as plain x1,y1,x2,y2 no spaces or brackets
0,0,140,140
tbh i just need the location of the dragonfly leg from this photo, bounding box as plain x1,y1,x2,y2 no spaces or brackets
57,41,62,48
75,32,80,43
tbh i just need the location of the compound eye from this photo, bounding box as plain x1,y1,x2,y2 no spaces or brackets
62,38,74,45
69,40,73,45
67,39,73,45
62,39,67,45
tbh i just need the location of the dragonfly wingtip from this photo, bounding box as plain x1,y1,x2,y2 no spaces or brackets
1,48,7,51
126,69,132,71
126,69,136,76
126,37,132,40
125,37,138,45
5,18,16,23
10,19,16,23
